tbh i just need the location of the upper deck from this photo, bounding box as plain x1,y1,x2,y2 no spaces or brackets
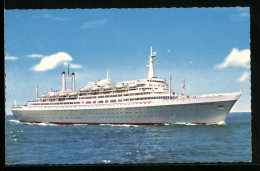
12,47,186,107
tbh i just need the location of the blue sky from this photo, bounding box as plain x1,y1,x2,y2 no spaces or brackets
5,8,250,114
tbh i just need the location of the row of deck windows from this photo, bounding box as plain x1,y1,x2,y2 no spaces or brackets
147,80,165,83
30,102,80,105
84,96,169,104
80,92,151,99
31,95,172,106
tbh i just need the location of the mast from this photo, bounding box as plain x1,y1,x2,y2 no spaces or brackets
35,86,38,101
72,73,75,91
107,70,109,80
181,78,185,95
148,46,156,79
169,75,172,99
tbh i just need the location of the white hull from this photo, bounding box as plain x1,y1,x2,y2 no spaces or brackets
12,92,241,125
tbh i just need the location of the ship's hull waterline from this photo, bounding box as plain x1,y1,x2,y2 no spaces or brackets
12,100,237,125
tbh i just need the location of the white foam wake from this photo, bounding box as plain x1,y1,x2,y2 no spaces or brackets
102,160,111,163
100,124,131,127
73,124,89,126
131,125,142,127
23,122,57,126
173,121,226,126
217,121,226,125
36,122,57,126
8,120,58,126
8,120,21,124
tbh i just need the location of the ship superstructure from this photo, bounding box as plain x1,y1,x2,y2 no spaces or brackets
11,47,242,125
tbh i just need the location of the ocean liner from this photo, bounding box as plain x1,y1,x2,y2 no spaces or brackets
11,47,242,125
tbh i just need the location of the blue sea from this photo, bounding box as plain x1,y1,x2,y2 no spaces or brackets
5,112,251,165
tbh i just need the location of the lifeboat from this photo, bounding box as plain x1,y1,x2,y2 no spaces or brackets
49,92,59,97
92,87,100,90
116,85,123,88
116,84,127,88
79,88,87,91
69,92,79,96
129,84,137,88
80,87,92,91
58,92,68,97
40,94,49,98
103,86,112,90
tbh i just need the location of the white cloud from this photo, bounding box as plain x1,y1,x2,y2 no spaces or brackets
81,19,107,29
236,7,249,11
32,52,73,72
70,64,82,69
63,62,83,69
214,48,250,69
238,12,249,17
168,49,171,52
230,11,249,21
33,15,68,21
238,71,250,82
5,56,18,60
27,54,44,58
42,14,68,21
231,12,249,17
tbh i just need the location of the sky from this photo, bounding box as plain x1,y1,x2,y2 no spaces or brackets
5,8,250,114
